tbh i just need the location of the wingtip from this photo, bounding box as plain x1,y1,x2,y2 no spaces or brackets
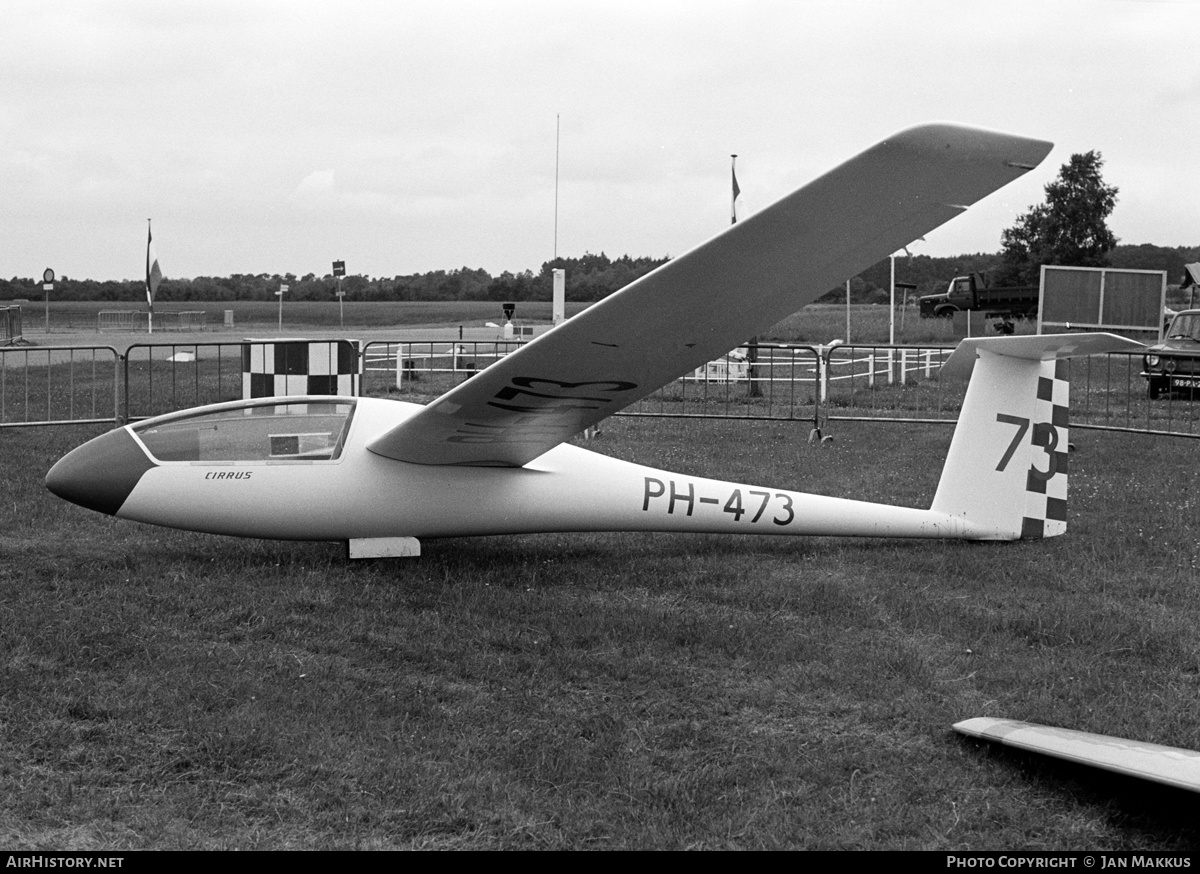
887,122,1054,172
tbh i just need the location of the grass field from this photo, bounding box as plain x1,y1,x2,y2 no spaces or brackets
3,416,1200,849
27,300,591,335
24,299,1025,346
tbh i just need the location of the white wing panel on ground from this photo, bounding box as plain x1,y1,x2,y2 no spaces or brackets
369,123,1054,467
955,717,1200,793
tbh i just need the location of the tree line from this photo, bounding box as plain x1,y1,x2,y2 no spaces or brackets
0,253,672,306
5,243,1197,309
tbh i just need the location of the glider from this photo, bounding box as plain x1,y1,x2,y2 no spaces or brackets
44,123,1141,558
954,718,1200,794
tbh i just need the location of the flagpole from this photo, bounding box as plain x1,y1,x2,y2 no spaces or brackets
145,219,165,335
554,113,560,260
730,154,738,225
732,154,760,396
146,219,153,335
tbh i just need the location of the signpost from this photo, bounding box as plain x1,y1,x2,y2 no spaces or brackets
897,282,917,332
42,268,54,333
552,269,565,325
845,279,851,343
889,247,915,345
333,260,346,328
276,283,288,333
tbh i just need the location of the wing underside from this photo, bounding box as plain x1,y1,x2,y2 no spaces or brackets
369,123,1054,467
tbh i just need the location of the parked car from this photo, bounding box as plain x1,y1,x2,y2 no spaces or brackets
1142,309,1200,398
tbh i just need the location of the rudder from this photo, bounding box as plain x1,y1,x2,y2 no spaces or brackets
931,333,1141,540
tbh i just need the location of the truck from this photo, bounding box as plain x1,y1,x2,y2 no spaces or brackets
918,272,1039,329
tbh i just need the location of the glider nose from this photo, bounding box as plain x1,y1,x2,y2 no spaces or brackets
46,427,155,516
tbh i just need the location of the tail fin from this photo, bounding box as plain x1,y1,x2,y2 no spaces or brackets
931,333,1143,540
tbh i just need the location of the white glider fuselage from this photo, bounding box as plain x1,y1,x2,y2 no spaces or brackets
50,125,1144,554
108,396,974,542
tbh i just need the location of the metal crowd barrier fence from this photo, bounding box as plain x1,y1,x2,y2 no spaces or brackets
820,344,1200,441
8,337,1200,444
125,339,362,422
363,340,827,432
622,344,825,435
167,311,208,331
0,345,121,427
1069,350,1200,439
361,339,526,398
123,341,248,422
1,305,23,345
99,310,208,332
820,344,960,428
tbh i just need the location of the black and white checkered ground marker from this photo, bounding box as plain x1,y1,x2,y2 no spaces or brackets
242,340,361,399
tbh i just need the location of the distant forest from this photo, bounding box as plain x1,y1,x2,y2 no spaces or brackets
4,245,1198,307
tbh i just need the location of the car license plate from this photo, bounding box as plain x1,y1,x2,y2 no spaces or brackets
1171,376,1200,389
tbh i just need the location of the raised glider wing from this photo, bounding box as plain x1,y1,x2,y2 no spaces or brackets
369,123,1054,467
954,718,1200,794
43,123,1143,558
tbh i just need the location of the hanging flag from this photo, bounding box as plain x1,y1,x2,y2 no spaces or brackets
146,222,163,308
731,155,741,224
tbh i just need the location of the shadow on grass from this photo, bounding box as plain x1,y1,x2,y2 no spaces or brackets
955,736,1200,846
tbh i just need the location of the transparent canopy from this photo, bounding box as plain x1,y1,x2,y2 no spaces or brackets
133,400,356,462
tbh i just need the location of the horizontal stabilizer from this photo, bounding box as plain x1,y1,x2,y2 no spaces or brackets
940,332,1144,381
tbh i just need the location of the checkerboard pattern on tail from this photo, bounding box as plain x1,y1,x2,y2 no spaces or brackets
1021,359,1070,539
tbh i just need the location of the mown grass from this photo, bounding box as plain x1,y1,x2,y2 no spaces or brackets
32,299,1001,345
3,417,1200,849
33,300,594,334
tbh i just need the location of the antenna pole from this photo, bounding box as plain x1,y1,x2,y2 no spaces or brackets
554,113,560,260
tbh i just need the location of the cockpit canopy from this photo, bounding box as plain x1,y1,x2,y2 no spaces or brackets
133,399,356,462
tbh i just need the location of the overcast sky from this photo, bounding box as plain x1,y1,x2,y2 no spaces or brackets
3,0,1197,282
